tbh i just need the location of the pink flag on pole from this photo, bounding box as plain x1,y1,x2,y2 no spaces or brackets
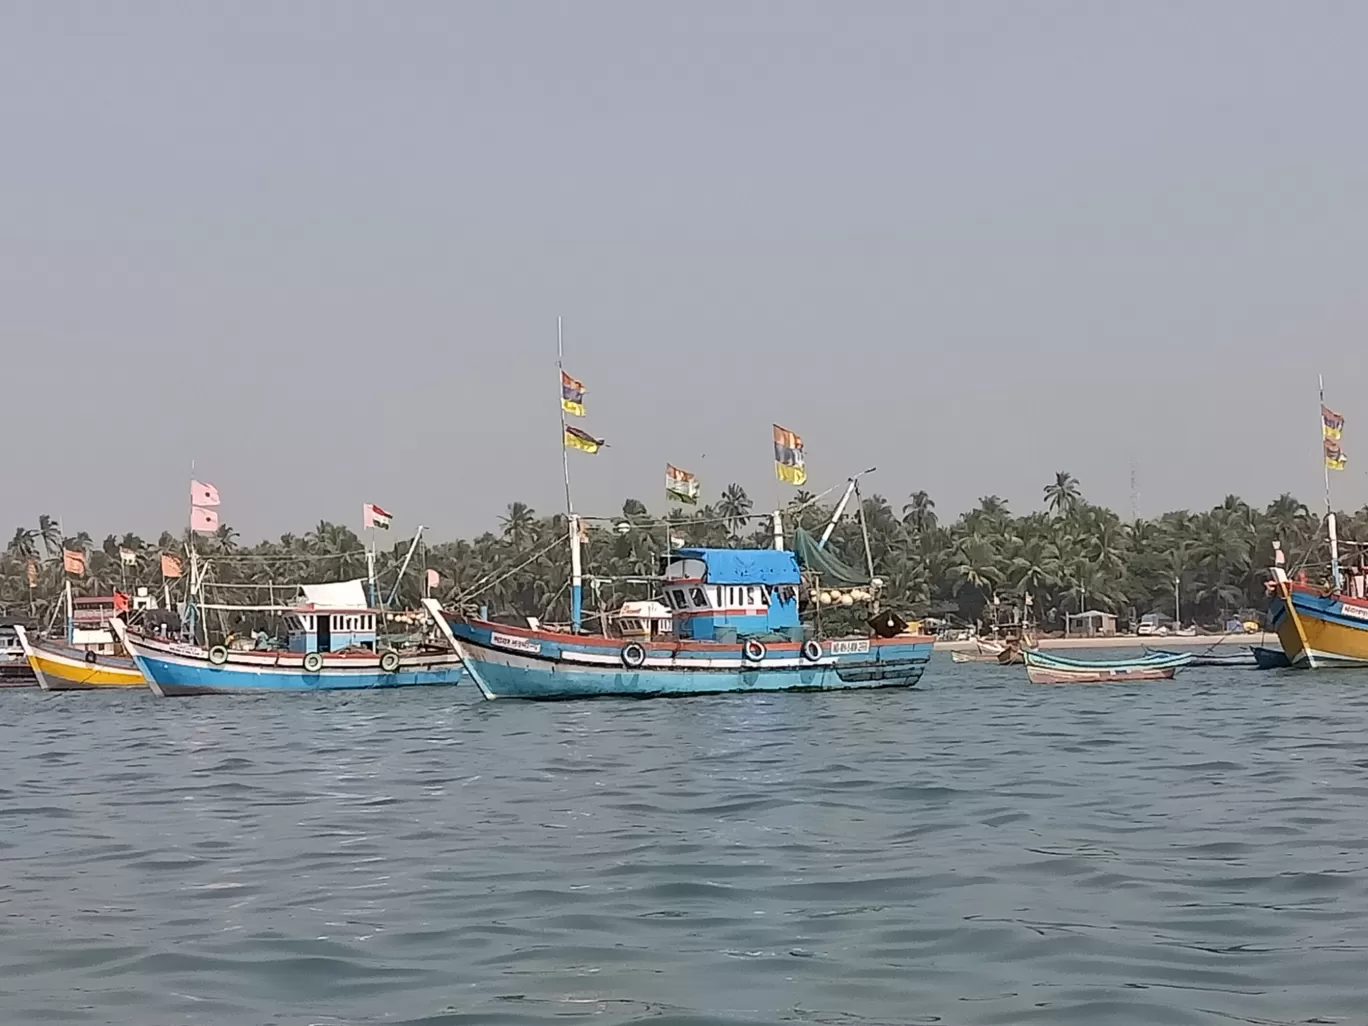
191,480,221,507
426,568,440,589
191,506,220,534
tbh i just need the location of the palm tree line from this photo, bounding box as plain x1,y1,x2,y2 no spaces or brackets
0,472,1334,633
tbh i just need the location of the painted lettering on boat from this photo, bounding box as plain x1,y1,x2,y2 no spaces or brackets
828,640,871,656
491,632,542,654
1339,603,1368,622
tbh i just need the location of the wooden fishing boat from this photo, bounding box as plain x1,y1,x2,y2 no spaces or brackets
423,544,933,701
1267,570,1368,669
1263,384,1368,669
15,624,145,690
14,589,150,690
110,581,463,696
1023,648,1188,685
1251,645,1290,669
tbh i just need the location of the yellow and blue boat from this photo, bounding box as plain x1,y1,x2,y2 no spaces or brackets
1267,575,1368,668
15,624,146,690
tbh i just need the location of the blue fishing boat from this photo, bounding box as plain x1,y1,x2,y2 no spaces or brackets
110,581,463,696
424,541,933,701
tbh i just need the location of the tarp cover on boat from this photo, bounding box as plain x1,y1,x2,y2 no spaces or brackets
673,548,801,585
791,527,870,586
300,580,369,609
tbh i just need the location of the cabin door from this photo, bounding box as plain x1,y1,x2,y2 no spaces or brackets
316,615,332,653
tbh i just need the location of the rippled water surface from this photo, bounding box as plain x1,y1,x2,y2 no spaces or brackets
3,658,1368,1025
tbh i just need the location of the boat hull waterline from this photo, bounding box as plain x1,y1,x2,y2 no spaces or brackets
426,605,932,701
15,626,145,690
111,619,464,696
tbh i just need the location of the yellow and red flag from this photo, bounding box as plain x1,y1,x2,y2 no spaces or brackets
773,424,806,486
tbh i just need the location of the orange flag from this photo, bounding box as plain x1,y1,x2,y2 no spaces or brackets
161,553,183,578
63,550,86,575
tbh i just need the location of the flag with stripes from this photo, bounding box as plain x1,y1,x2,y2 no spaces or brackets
773,424,807,486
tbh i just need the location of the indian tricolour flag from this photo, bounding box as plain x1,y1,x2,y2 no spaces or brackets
363,503,392,530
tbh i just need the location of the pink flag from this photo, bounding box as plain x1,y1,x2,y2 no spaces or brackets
190,480,221,507
191,506,220,534
425,568,440,589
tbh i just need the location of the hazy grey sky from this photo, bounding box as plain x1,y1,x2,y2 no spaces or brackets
5,2,1367,543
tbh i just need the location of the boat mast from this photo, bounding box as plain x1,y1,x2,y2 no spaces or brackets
187,463,199,643
1321,374,1343,591
558,317,583,633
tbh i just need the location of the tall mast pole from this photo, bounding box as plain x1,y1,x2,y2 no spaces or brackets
558,317,583,632
1321,374,1342,591
187,461,199,643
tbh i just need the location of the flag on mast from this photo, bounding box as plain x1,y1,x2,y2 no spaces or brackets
63,549,86,575
773,424,807,486
363,503,392,530
119,547,138,566
1323,405,1344,441
561,371,586,416
26,559,38,588
191,507,220,533
1323,403,1347,469
666,464,700,505
564,425,605,454
1325,438,1347,471
190,480,221,507
161,553,184,578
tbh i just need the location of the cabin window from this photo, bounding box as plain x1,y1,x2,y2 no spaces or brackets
690,588,707,609
671,589,687,610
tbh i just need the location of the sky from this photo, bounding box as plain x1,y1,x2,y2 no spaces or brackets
4,2,1368,545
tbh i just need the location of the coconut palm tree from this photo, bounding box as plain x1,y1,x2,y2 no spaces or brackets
1043,471,1083,516
36,514,61,560
718,484,753,541
7,528,37,559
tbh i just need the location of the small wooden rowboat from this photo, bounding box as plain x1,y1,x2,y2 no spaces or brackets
1023,648,1189,685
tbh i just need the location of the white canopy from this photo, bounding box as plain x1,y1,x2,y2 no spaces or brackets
300,580,369,610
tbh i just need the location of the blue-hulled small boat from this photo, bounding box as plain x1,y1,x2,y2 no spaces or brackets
424,542,933,701
110,583,463,696
1144,646,1256,667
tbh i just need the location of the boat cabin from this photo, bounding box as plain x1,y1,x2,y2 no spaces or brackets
661,548,801,641
615,600,673,640
280,608,380,654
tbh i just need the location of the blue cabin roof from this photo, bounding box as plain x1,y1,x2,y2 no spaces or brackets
669,548,801,586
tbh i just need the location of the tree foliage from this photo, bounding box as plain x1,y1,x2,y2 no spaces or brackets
0,476,1329,631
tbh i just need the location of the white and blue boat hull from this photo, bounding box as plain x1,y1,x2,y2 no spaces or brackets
427,610,933,701
112,621,464,697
